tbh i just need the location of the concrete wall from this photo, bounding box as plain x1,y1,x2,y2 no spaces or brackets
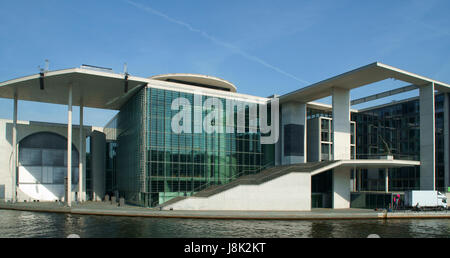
0,119,90,202
444,93,449,191
281,102,307,164
332,87,351,160
333,166,351,209
164,172,312,211
419,83,436,190
0,119,13,201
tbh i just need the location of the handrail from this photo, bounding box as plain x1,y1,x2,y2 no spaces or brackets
354,153,419,161
191,161,336,198
159,161,336,206
190,161,275,195
225,161,333,184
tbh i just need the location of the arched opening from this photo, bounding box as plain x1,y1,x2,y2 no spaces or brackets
18,132,79,201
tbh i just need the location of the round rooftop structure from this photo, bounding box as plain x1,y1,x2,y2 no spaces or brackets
150,73,237,93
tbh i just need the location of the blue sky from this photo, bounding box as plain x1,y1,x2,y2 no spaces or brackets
0,0,449,126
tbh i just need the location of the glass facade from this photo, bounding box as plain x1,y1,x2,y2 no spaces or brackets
116,87,275,207
102,86,447,207
85,135,92,200
352,93,447,192
311,170,332,208
105,141,117,196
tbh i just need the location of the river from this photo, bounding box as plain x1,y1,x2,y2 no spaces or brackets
0,209,449,238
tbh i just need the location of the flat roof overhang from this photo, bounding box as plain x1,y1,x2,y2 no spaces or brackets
310,159,420,176
0,68,268,110
150,73,237,93
280,62,450,104
0,68,148,110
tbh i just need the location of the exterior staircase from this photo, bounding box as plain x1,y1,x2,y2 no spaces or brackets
158,160,337,209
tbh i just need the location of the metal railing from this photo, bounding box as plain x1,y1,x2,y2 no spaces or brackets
190,160,337,198
190,161,275,195
355,153,419,161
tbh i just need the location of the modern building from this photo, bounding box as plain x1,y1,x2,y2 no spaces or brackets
0,62,448,211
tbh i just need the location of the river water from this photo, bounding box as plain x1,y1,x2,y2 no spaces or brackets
0,209,449,238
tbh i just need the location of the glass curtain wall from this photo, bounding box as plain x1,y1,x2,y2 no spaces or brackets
117,87,275,207
352,94,446,192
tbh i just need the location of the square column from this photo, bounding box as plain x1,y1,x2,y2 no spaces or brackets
385,168,389,193
444,93,449,191
12,90,17,202
79,104,84,202
333,166,350,209
419,83,435,190
332,87,351,160
67,84,73,207
281,102,307,165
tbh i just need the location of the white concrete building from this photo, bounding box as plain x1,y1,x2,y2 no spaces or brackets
0,62,448,211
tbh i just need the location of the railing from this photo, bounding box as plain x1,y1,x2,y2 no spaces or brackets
355,153,419,161
190,160,337,197
190,161,275,195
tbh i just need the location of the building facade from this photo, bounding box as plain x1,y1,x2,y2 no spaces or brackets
0,62,448,210
113,82,275,207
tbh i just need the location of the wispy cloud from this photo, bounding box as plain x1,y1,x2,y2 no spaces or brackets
124,0,310,85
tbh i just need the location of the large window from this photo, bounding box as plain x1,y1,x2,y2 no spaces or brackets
17,132,79,201
19,132,79,185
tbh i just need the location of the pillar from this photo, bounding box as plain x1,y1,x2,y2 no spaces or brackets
385,168,389,193
419,83,435,190
12,90,17,202
332,87,351,160
444,93,449,191
67,84,73,206
79,104,84,202
281,102,307,165
333,166,351,209
91,131,106,201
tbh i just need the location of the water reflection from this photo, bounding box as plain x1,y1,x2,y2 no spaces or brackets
0,210,449,238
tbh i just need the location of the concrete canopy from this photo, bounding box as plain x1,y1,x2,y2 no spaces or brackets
0,68,148,110
150,73,237,93
280,62,450,103
310,159,420,176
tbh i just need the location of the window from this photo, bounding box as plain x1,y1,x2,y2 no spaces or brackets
19,132,79,185
284,124,304,156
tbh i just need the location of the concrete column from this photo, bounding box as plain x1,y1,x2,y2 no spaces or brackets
79,104,84,202
332,87,351,160
281,102,307,165
419,83,435,190
67,84,72,207
385,168,389,193
333,166,351,209
12,90,17,202
91,131,106,201
444,93,449,191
